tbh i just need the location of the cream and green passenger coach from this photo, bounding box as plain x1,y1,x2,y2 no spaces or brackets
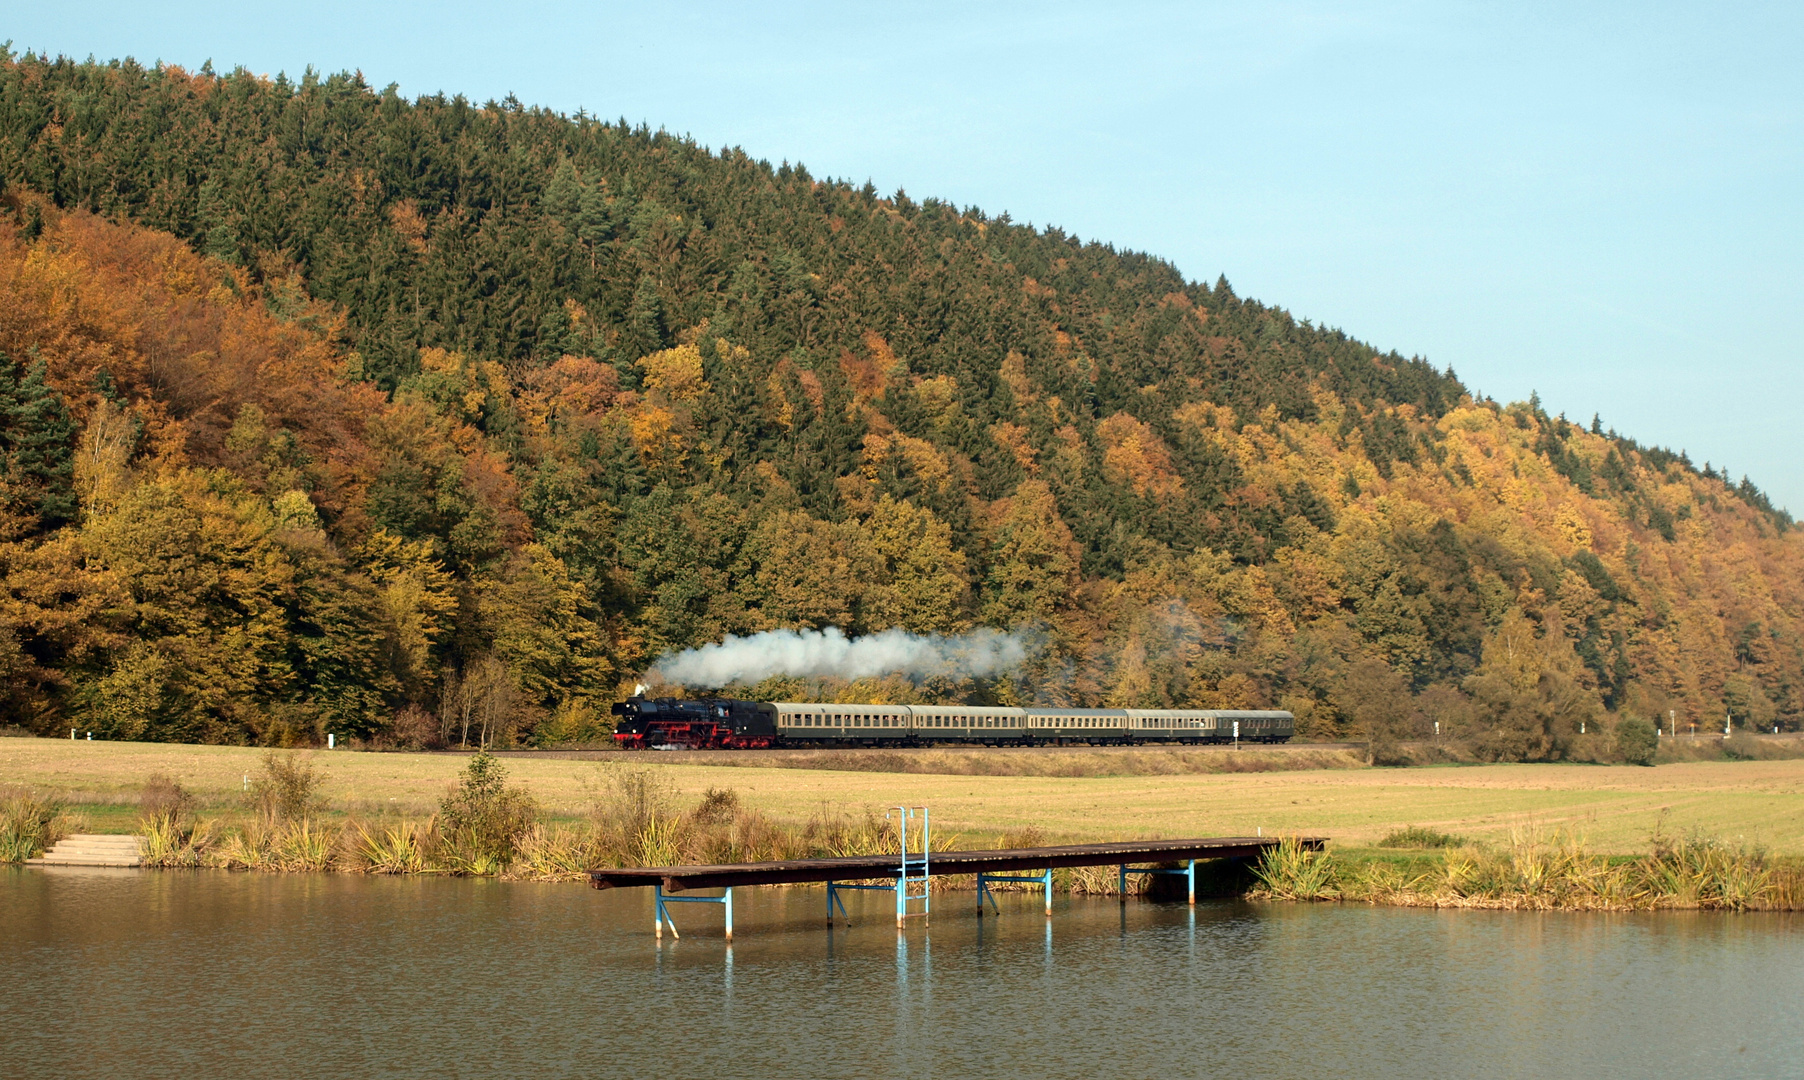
758,702,1293,747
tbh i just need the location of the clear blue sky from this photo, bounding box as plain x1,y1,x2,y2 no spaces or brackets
12,2,1801,510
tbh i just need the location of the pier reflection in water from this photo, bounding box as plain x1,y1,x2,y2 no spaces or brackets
5,867,1802,1079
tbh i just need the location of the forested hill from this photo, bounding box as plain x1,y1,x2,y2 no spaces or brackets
0,51,1798,755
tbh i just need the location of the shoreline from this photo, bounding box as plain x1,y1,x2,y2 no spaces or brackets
14,844,1803,914
11,816,1801,913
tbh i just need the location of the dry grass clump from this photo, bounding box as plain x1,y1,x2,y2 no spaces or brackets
138,773,213,866
139,773,193,825
1251,828,1803,911
1378,825,1466,849
248,752,324,823
0,785,73,861
508,768,904,881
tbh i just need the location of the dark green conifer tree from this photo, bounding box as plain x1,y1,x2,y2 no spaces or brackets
0,356,78,530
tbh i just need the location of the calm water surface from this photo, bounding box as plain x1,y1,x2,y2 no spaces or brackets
4,866,1801,1079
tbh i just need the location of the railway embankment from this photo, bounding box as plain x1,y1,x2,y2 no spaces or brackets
495,743,1371,776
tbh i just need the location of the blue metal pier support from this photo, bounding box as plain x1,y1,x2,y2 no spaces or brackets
654,882,734,940
1117,859,1200,904
977,866,1055,916
825,879,893,925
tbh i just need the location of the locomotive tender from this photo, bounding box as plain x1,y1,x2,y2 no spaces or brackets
610,696,1295,749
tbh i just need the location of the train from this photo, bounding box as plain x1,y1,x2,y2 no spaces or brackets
609,696,1294,749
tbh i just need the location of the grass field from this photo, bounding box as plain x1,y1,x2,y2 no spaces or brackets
4,737,1802,853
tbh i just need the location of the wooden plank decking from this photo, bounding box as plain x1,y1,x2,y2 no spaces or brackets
589,836,1320,892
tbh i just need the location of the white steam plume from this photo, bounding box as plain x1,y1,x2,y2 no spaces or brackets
648,627,1031,688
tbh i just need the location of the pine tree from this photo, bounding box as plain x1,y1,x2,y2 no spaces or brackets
543,159,583,221
625,274,667,359
0,356,78,530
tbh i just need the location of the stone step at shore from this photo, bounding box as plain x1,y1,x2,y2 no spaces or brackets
26,833,144,867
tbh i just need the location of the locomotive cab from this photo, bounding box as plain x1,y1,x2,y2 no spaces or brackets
612,696,777,749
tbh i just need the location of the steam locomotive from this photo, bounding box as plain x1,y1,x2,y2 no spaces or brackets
610,696,1294,749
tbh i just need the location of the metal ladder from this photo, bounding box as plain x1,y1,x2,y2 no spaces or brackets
825,805,933,928
893,806,931,928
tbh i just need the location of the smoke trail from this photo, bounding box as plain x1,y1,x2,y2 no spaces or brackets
648,627,1032,688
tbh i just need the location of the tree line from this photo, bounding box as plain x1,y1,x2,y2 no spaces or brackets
0,51,1797,756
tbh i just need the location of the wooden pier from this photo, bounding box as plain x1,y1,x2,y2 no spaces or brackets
590,833,1325,938
588,837,1313,892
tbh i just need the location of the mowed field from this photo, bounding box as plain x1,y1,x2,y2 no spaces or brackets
5,737,1802,854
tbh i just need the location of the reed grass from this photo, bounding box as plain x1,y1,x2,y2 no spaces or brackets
0,785,72,862
140,815,221,867
1253,837,1340,900
111,790,1804,911
126,765,926,882
1250,827,1804,911
348,821,436,874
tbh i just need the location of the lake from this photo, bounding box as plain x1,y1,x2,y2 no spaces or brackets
5,867,1801,1078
